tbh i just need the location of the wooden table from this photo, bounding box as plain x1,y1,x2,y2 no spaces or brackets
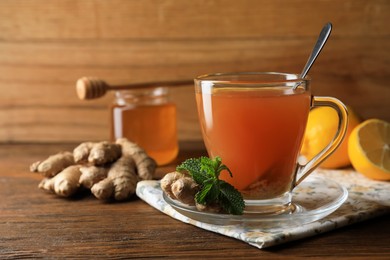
1,143,389,259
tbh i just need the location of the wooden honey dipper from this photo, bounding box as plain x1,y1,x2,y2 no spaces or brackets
76,77,194,100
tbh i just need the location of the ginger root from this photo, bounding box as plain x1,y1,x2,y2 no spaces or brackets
39,165,82,197
79,166,108,189
73,141,121,165
73,142,94,163
91,156,139,200
171,177,199,206
116,138,156,180
161,171,223,213
31,139,156,201
160,171,185,199
30,151,74,177
88,142,122,165
161,171,199,206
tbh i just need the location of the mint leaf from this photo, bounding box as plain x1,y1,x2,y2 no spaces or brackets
200,156,232,179
200,156,220,178
176,156,245,215
194,181,212,204
195,179,219,204
176,158,208,184
218,180,245,215
176,157,200,175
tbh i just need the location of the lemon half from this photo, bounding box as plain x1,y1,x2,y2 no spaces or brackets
348,119,390,180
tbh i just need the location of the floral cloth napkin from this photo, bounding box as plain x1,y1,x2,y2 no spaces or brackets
136,169,390,249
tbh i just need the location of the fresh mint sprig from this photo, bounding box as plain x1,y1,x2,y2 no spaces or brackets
176,156,245,215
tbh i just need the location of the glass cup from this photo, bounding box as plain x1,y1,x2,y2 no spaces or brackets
195,72,348,214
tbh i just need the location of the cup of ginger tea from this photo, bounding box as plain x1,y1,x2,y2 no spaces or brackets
195,72,348,214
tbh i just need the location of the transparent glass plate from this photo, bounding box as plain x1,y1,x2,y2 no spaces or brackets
163,176,348,228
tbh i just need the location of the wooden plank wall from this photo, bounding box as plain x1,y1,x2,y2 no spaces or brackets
0,0,389,143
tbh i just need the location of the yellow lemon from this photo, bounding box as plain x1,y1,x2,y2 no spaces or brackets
301,106,361,169
348,119,390,180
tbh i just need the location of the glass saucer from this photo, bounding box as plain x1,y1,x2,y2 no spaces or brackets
163,176,348,228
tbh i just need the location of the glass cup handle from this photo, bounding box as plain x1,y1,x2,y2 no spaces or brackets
294,96,348,187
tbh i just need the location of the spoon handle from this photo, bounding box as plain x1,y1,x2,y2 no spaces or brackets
295,23,332,88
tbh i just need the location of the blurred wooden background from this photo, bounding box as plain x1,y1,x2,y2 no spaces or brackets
0,0,389,143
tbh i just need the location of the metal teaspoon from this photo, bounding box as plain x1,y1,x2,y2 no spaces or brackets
294,22,332,89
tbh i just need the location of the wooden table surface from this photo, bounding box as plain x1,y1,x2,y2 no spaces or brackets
1,143,389,259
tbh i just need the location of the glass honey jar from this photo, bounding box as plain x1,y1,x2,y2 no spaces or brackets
110,87,178,165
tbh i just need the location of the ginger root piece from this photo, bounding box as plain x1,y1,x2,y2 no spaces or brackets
171,177,199,206
30,151,75,177
73,142,94,163
33,139,157,201
73,141,122,165
161,173,222,212
88,141,122,165
39,165,82,197
91,156,139,201
79,166,108,189
160,171,185,199
90,178,114,200
116,138,156,180
161,172,199,206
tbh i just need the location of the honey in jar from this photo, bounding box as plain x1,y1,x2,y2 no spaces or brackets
110,87,178,165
